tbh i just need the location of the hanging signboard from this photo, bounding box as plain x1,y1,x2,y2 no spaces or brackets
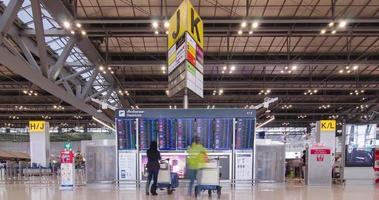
167,0,203,98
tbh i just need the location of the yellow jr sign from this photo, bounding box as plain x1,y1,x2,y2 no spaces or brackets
168,0,203,49
29,121,46,132
320,120,336,131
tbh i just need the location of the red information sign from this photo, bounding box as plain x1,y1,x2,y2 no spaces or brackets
60,150,74,164
310,149,331,155
186,50,196,66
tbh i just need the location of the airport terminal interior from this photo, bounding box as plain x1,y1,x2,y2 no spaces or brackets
0,0,379,199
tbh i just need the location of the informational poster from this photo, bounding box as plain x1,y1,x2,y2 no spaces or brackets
60,150,75,190
118,151,137,181
235,153,253,180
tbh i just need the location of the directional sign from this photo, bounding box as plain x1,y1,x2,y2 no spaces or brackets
29,121,46,132
320,120,336,131
167,0,204,98
64,142,72,151
168,0,203,49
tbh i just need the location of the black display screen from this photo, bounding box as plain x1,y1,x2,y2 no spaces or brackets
345,124,376,167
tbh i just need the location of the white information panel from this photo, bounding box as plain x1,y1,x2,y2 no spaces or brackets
119,151,137,181
235,152,253,180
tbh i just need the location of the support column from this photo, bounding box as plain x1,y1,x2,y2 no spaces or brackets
316,120,336,156
183,89,188,109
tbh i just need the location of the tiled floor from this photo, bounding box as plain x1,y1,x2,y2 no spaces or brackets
0,183,378,200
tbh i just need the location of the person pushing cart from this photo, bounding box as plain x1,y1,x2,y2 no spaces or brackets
187,136,207,196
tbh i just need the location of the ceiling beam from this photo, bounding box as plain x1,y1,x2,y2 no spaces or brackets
40,0,130,107
76,17,379,24
49,37,76,80
30,0,49,76
0,0,23,34
0,40,113,124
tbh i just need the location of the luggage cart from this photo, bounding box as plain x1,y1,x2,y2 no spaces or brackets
194,158,222,199
156,159,178,195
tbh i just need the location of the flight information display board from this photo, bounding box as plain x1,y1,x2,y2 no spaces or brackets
235,118,255,149
116,119,136,150
139,118,157,150
158,119,177,150
196,118,214,149
177,118,194,149
214,118,233,149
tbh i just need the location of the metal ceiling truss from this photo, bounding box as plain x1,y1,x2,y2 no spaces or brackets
0,0,120,124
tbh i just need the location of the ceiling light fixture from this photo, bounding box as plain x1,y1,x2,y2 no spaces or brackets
258,89,271,95
63,21,71,29
152,21,159,28
318,104,330,109
338,20,347,28
241,21,247,28
252,21,259,29
218,89,223,95
164,21,169,28
281,104,292,109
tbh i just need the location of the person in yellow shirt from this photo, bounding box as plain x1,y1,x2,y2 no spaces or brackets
187,136,207,195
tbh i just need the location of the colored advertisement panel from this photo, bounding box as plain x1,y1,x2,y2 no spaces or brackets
60,150,74,189
167,0,203,49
